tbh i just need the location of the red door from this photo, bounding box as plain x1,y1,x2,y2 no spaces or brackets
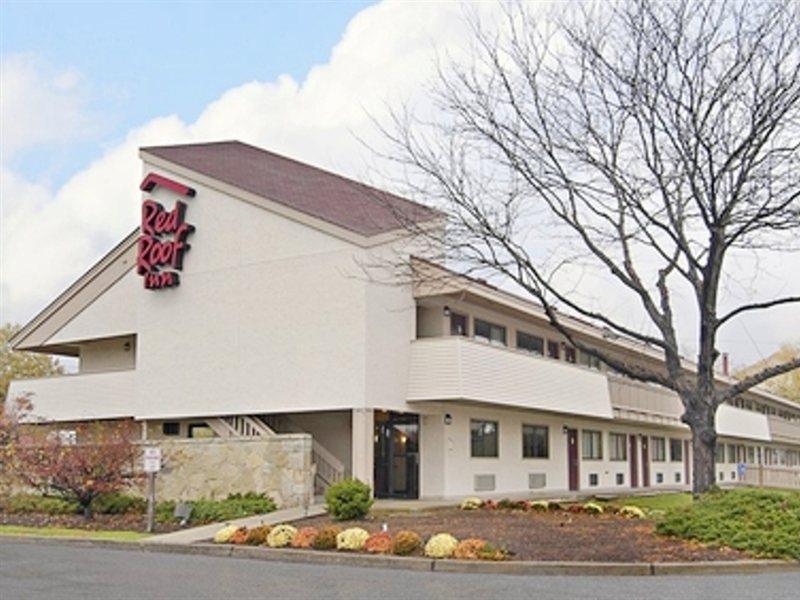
567,428,580,491
629,434,638,488
641,436,650,487
683,440,691,487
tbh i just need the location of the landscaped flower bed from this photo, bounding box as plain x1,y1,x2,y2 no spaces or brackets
208,494,758,563
211,521,510,561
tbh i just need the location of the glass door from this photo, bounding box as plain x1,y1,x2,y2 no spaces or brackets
374,411,419,499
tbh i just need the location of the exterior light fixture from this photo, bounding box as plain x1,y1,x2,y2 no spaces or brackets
562,425,570,434
444,413,453,425
443,305,452,317
123,341,131,352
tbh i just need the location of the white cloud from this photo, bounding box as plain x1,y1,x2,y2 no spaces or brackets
1,0,796,366
0,54,96,155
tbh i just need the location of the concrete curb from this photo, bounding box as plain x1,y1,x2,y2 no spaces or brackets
3,535,798,576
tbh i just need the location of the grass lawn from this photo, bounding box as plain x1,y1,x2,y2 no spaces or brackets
0,525,150,541
604,492,694,512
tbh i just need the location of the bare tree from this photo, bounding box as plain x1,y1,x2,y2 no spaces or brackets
383,0,800,493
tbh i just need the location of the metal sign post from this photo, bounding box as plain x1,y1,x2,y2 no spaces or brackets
143,447,162,533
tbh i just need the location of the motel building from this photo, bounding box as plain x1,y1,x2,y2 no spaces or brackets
7,141,800,507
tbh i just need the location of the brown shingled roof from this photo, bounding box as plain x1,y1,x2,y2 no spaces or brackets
141,141,440,237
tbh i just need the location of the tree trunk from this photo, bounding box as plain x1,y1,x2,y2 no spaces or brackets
82,503,93,520
689,420,717,495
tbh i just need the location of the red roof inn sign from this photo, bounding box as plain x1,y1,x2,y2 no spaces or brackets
136,173,196,290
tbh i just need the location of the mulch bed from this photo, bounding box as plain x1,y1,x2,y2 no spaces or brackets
292,508,749,562
0,511,181,534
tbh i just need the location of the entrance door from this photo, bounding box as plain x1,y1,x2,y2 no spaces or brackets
641,435,650,487
567,428,580,491
374,412,419,499
629,434,639,488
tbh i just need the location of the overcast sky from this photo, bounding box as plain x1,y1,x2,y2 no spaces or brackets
1,0,797,369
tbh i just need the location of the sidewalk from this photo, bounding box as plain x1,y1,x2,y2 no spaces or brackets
146,503,326,545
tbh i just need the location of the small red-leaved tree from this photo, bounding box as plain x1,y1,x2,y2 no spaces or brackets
7,419,140,518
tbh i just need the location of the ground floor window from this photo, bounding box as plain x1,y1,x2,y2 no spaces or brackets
727,444,737,463
188,423,214,438
582,430,603,460
471,419,499,457
651,437,666,461
715,444,725,463
162,422,180,436
669,438,683,462
522,424,548,458
609,433,627,461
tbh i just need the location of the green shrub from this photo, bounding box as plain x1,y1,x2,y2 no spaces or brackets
324,479,373,521
90,493,146,515
155,492,276,524
656,488,800,560
1,494,79,515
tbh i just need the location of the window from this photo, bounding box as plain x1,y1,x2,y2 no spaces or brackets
715,444,725,463
616,473,625,486
582,430,603,460
516,331,544,355
547,340,560,359
727,444,736,463
162,422,180,436
669,438,683,462
651,437,666,462
564,345,577,363
474,319,506,346
610,433,627,461
589,473,599,487
522,425,548,458
675,472,682,483
450,312,468,336
579,351,602,369
656,472,664,484
471,420,499,458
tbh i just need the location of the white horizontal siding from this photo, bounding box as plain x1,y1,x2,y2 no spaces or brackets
717,404,771,442
407,337,613,419
7,370,137,422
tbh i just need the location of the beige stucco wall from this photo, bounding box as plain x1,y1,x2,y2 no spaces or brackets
151,435,314,507
79,337,136,373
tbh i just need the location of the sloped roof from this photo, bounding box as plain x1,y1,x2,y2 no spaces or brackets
141,141,440,237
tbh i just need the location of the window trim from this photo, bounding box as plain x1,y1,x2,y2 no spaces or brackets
669,438,683,462
521,424,549,459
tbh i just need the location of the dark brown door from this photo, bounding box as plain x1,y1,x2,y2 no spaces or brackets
641,436,650,487
629,434,638,488
567,428,579,491
683,440,691,487
373,411,420,499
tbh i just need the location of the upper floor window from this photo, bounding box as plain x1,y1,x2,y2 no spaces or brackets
471,419,499,457
582,430,603,460
522,424,548,458
474,319,506,346
450,312,468,336
579,351,602,370
564,345,577,363
651,437,666,461
547,340,560,360
669,438,683,462
516,331,544,355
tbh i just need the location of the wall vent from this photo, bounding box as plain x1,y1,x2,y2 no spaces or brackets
474,474,496,492
528,473,546,489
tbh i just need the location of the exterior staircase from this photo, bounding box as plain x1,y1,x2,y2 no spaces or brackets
205,414,347,496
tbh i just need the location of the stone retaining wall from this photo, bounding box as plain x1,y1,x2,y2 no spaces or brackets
149,435,315,508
